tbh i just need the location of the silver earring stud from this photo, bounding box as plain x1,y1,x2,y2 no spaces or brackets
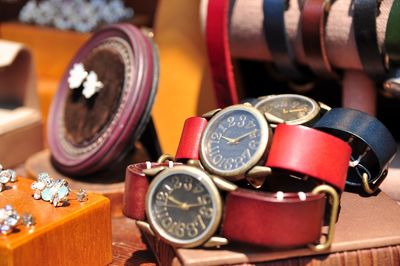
0,165,17,192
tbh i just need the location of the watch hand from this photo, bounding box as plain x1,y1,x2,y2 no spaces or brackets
287,108,307,113
231,130,257,143
184,202,206,209
220,135,236,143
168,196,185,206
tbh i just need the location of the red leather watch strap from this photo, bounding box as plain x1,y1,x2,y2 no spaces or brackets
123,162,180,220
266,124,351,191
301,0,337,78
206,0,239,107
221,189,326,248
175,117,208,160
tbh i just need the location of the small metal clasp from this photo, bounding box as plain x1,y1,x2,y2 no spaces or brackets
308,184,339,251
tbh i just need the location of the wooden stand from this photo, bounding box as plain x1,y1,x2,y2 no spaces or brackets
0,177,112,266
140,192,400,265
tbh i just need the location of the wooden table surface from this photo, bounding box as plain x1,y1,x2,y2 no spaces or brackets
111,216,157,266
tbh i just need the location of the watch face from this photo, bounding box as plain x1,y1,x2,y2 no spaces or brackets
145,166,222,248
255,94,320,125
200,104,270,179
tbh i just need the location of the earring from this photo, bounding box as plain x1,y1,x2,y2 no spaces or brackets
67,63,104,99
0,165,17,192
31,173,88,207
0,205,35,235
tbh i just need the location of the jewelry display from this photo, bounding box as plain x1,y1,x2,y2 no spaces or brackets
31,172,88,207
18,0,134,32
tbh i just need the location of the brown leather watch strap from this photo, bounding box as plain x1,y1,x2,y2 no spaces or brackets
301,0,337,78
221,188,326,248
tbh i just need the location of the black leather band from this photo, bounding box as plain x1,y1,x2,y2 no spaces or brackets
353,0,386,79
263,0,311,82
314,108,396,189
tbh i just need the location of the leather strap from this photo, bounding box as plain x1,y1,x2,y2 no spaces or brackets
175,117,208,160
385,0,400,65
222,188,326,248
353,0,386,78
314,108,397,188
123,162,181,220
124,162,328,248
263,0,311,82
206,0,239,107
301,0,337,78
266,124,351,191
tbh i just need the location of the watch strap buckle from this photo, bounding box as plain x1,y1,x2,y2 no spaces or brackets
308,184,339,251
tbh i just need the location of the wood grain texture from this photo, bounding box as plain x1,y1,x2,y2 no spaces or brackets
0,177,112,266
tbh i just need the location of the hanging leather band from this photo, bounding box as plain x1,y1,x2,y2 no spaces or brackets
353,0,386,78
124,162,329,248
301,0,337,78
263,0,312,81
385,0,400,66
266,124,351,192
175,117,208,160
314,108,397,191
206,0,239,107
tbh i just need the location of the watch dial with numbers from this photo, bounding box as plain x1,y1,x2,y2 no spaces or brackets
146,166,222,248
200,105,270,179
255,94,320,125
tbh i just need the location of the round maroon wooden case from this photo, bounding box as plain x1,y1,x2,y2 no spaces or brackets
47,23,158,176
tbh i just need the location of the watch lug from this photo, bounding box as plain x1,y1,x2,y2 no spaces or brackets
318,102,331,112
143,166,166,177
247,166,272,179
242,102,253,107
136,221,155,237
211,176,238,192
264,113,286,124
203,237,229,248
247,176,266,189
202,108,222,119
186,159,204,169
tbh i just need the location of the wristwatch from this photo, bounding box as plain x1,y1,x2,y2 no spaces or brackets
254,94,330,126
175,103,272,187
314,108,397,194
124,161,339,250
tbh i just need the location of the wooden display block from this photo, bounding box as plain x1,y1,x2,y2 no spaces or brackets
0,177,112,266
140,192,400,265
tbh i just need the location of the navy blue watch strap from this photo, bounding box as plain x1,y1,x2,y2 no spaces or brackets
314,108,397,192
353,0,386,79
263,0,312,82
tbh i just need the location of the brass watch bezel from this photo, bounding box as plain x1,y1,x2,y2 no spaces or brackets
199,104,270,180
254,94,321,125
145,165,223,248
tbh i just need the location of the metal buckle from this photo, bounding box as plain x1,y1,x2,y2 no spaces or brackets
356,164,387,195
157,154,175,163
308,184,339,251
